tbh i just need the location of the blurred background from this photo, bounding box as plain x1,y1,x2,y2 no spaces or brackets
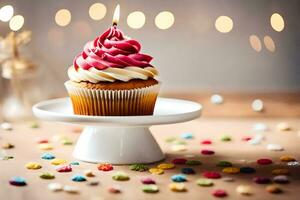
0,0,299,120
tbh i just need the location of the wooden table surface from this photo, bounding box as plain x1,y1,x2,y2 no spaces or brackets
1,118,300,200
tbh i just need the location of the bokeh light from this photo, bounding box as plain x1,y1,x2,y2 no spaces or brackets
155,11,174,30
9,15,24,31
270,13,284,32
55,9,71,27
249,35,262,52
215,16,233,33
0,5,14,22
127,11,146,29
264,35,276,52
89,3,106,21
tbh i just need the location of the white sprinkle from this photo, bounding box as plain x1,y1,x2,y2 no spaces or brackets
252,99,264,112
210,94,224,105
48,183,63,192
63,185,79,193
223,177,234,182
276,122,292,131
287,161,300,167
252,123,268,132
1,122,12,131
171,144,187,152
236,185,252,195
248,134,264,145
266,144,284,151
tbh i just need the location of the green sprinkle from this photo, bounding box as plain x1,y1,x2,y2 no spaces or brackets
216,160,233,167
165,137,177,143
40,172,55,179
112,171,130,181
221,135,232,141
185,160,202,165
30,121,39,128
171,140,187,145
61,139,73,145
196,178,214,186
129,164,148,172
2,156,14,160
142,184,159,193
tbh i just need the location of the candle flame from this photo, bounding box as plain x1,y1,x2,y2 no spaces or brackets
112,4,120,26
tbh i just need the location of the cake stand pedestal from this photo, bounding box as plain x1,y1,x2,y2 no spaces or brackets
33,97,201,164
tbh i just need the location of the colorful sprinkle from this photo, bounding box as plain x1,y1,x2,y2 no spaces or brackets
171,174,187,182
149,168,164,175
60,138,73,145
1,122,12,131
223,177,234,182
236,185,252,195
48,183,63,192
248,134,264,145
210,94,224,104
40,172,55,179
168,183,186,192
112,171,130,181
257,158,272,165
200,140,212,145
171,144,187,152
172,158,187,164
181,133,193,139
9,176,27,186
252,123,268,132
25,162,42,170
84,169,95,177
141,177,155,184
30,121,39,128
287,161,300,166
216,160,232,167
280,155,296,162
202,171,221,179
266,184,283,194
240,167,256,174
222,167,240,174
70,161,80,165
271,168,290,175
37,139,49,144
276,122,291,131
129,163,148,172
220,135,231,142
63,185,79,193
108,185,121,193
87,181,99,186
97,163,113,171
196,178,213,186
142,184,159,193
181,167,195,174
241,136,252,141
253,177,271,184
273,175,289,184
171,140,187,145
267,144,284,151
165,137,177,143
185,160,202,165
71,174,87,182
212,189,227,197
56,165,72,173
2,142,14,149
38,143,53,150
41,153,55,160
201,149,215,155
157,163,175,170
51,158,67,165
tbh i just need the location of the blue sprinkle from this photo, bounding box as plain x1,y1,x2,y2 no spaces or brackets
70,161,80,165
171,174,187,182
41,153,55,160
71,174,87,182
240,167,256,174
181,167,195,174
181,133,193,139
9,176,27,186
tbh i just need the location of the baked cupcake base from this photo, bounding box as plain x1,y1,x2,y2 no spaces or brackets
65,79,160,116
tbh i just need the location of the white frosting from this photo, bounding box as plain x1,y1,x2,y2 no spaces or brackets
68,66,158,83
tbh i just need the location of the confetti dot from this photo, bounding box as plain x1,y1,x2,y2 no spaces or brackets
201,149,215,155
240,167,256,174
172,158,187,165
112,171,130,181
252,99,264,112
271,168,290,175
63,185,79,193
141,177,156,184
267,144,284,151
253,177,271,184
216,161,233,167
202,171,221,179
196,178,214,186
157,163,175,170
40,172,55,179
257,158,272,165
1,122,12,130
26,162,42,170
38,143,53,150
51,158,67,165
48,182,63,192
236,185,252,195
201,139,212,145
185,160,202,165
108,185,121,193
276,122,292,131
129,163,148,172
273,175,289,184
142,184,159,193
266,184,283,194
212,189,228,197
171,174,187,182
168,183,186,192
71,174,87,182
41,153,55,160
222,167,240,174
149,168,164,175
210,94,224,104
56,165,72,173
9,176,27,186
181,133,193,139
280,155,296,162
97,163,113,171
181,167,195,175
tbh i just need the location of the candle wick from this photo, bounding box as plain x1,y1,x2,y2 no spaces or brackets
112,22,117,27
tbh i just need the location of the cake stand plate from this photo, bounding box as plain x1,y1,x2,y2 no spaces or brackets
32,97,202,164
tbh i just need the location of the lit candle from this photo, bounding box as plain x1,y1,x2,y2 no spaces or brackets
112,4,120,26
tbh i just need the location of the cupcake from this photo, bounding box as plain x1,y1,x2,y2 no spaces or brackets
65,26,159,116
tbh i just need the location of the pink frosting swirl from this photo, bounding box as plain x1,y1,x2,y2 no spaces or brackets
74,26,153,71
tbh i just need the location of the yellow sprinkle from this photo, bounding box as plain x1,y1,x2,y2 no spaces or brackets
169,183,186,192
26,162,42,170
38,143,53,150
222,167,240,174
271,168,290,175
149,168,164,175
51,158,67,165
280,155,296,162
157,163,175,170
171,144,187,152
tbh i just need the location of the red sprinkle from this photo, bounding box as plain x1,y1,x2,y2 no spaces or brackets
172,158,187,164
56,165,72,172
253,177,271,184
201,140,212,145
241,136,252,141
257,158,273,165
141,177,156,184
212,189,227,197
202,171,221,179
98,163,113,171
37,139,49,144
201,149,215,155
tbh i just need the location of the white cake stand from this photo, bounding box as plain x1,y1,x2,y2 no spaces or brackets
32,97,201,164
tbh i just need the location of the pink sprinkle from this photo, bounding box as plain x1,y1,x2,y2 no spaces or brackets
201,140,212,145
201,149,215,155
172,158,187,164
212,189,227,197
141,177,156,184
202,171,221,179
257,158,273,165
241,136,252,141
56,165,72,172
